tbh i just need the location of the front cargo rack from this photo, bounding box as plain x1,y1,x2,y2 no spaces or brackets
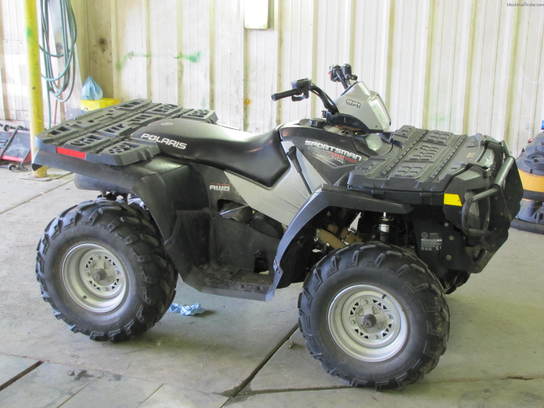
36,99,217,166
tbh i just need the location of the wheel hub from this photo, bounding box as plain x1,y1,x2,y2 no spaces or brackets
61,243,127,313
360,314,377,330
348,295,396,344
328,284,408,362
91,269,111,285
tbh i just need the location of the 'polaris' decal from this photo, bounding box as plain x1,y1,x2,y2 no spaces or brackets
209,183,231,192
139,133,187,150
304,140,362,163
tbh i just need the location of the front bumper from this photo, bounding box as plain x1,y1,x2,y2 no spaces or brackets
445,141,523,250
461,154,520,237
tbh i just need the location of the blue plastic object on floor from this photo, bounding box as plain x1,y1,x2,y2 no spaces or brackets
168,303,205,316
81,76,103,100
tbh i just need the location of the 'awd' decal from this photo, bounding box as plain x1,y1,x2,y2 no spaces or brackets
139,133,187,150
209,183,231,192
304,140,363,164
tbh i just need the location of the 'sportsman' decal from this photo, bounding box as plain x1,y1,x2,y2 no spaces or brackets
304,140,363,165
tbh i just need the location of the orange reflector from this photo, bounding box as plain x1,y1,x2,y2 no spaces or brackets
56,147,86,159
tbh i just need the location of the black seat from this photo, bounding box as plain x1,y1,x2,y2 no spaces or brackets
134,118,289,187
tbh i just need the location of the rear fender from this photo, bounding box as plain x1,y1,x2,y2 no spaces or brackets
271,185,412,292
36,149,207,243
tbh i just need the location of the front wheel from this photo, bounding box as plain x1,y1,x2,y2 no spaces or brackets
298,243,449,389
36,199,177,342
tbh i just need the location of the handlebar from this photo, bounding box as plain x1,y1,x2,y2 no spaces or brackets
271,64,355,115
271,78,338,114
271,88,302,101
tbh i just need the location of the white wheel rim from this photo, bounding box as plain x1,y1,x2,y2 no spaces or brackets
327,284,408,362
61,242,128,313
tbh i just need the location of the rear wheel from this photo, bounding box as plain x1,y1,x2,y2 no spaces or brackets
298,242,449,389
36,199,177,342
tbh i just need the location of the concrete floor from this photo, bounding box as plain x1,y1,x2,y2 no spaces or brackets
0,169,543,408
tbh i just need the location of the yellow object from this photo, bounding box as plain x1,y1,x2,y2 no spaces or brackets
443,193,463,207
23,0,47,178
80,98,121,112
518,169,544,193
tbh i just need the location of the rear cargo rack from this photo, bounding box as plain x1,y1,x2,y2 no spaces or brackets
36,100,217,166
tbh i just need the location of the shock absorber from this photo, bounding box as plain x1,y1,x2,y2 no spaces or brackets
378,212,392,242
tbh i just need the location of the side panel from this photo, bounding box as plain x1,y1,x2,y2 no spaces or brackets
192,163,248,211
225,163,309,226
296,149,327,192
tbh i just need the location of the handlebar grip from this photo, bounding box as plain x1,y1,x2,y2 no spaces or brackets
271,88,301,101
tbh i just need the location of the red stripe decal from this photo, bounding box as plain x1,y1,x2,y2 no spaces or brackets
56,147,86,159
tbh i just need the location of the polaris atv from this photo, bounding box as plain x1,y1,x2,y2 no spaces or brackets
34,64,522,388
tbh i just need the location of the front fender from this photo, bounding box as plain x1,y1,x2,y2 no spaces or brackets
271,185,412,292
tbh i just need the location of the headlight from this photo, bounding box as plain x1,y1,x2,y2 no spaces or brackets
368,94,391,130
479,149,495,169
466,200,480,228
465,195,490,231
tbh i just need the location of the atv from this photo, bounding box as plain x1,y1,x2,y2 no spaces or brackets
34,64,522,388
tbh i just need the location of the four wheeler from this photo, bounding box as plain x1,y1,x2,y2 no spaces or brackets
34,64,522,388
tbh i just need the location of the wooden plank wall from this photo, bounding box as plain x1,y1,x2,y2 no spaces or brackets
1,0,543,153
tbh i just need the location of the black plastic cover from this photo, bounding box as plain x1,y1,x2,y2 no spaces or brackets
347,126,493,204
35,99,217,167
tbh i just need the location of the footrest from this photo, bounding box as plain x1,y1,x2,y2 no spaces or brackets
184,265,273,301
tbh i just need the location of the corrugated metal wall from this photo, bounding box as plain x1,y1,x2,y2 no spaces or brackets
0,0,28,122
1,0,543,153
